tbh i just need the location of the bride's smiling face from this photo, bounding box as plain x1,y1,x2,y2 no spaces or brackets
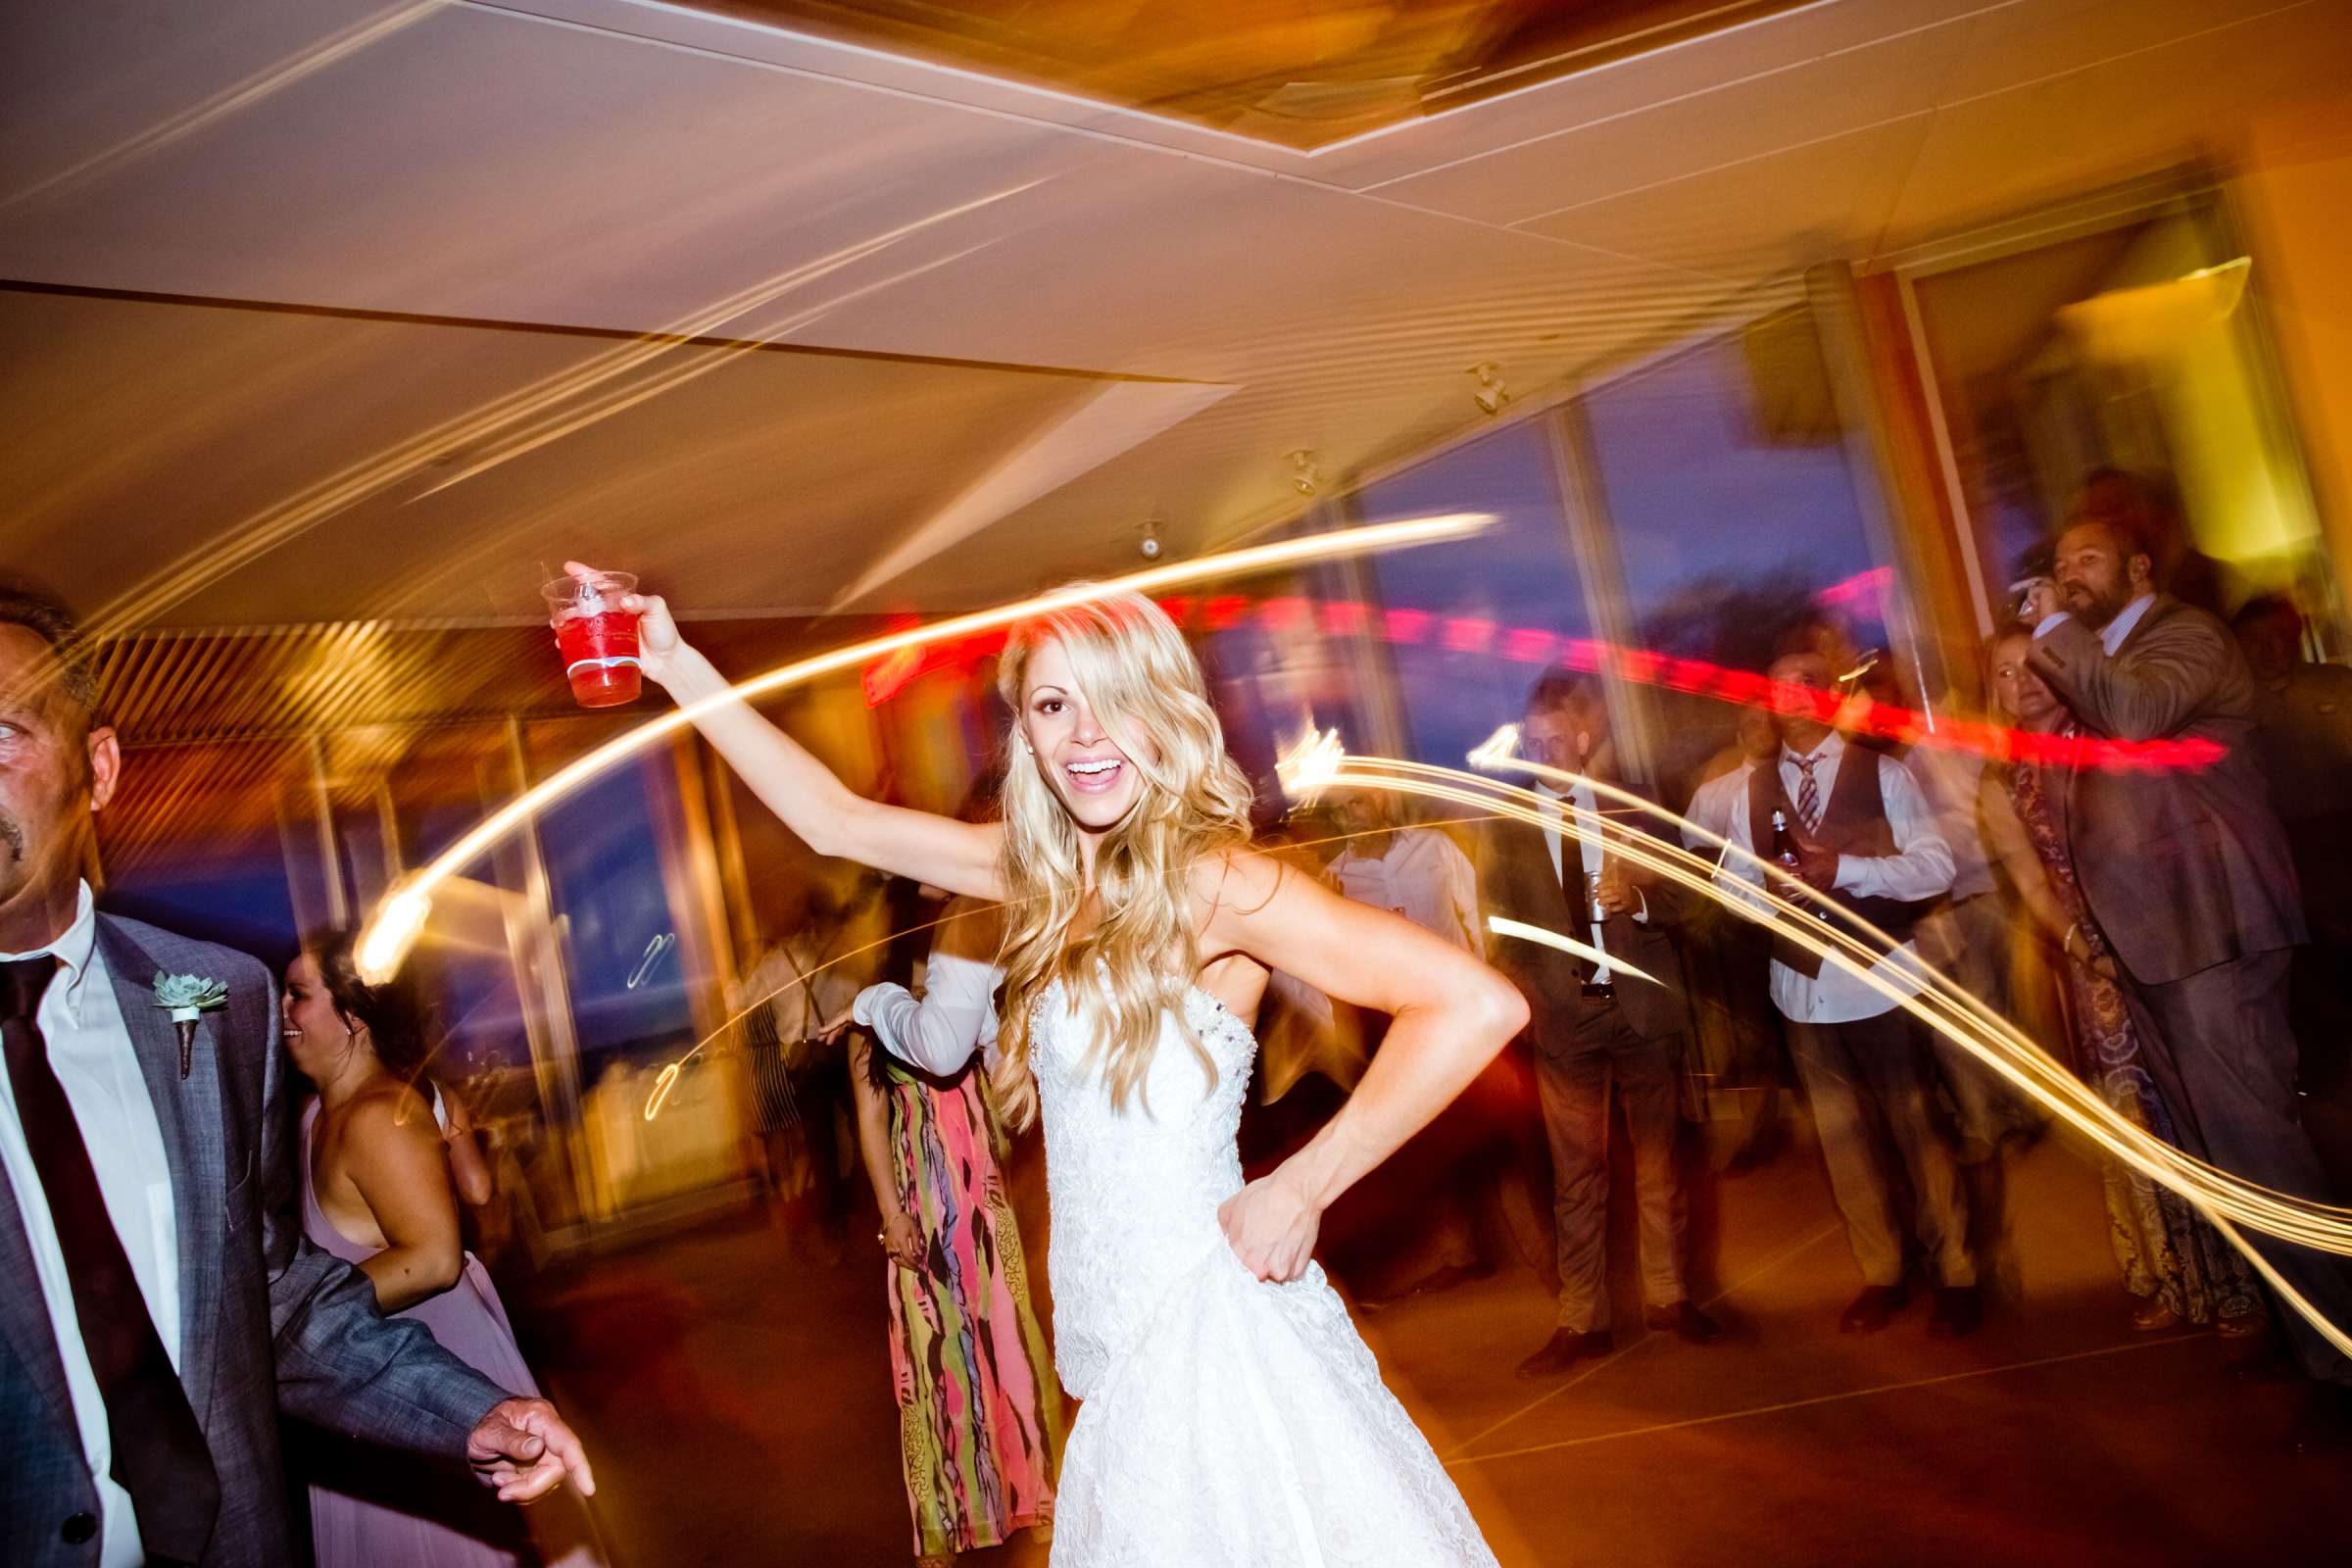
1018,636,1156,833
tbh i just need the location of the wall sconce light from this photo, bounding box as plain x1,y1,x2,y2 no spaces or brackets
1138,514,1164,561
1470,362,1509,416
1287,449,1322,496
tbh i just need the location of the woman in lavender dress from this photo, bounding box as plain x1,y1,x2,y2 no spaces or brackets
284,931,598,1568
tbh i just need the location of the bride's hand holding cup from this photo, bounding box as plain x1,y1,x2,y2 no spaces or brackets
557,560,683,688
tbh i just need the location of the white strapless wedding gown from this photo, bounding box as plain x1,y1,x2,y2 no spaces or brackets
1035,979,1497,1566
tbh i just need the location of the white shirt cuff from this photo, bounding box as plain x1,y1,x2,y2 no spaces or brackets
853,982,903,1028
2031,610,2071,640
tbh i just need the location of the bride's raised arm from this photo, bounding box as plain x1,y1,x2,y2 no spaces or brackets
1198,849,1528,1282
578,564,1004,901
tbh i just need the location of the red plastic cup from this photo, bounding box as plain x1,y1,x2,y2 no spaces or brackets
542,571,642,708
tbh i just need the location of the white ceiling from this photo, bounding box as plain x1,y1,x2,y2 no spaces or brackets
4,0,2346,631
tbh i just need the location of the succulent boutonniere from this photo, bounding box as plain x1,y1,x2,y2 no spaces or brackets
153,972,229,1078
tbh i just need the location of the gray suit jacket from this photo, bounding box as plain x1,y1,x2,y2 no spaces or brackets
0,913,509,1567
1482,805,1691,1053
2029,595,2306,985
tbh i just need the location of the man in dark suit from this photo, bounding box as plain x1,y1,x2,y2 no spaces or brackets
1490,672,1717,1379
2233,594,2352,1147
2029,516,2352,1415
0,589,594,1567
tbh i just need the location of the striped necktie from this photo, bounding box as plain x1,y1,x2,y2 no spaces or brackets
1792,753,1823,833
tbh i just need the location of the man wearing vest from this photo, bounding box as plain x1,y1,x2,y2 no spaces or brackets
1717,647,1978,1338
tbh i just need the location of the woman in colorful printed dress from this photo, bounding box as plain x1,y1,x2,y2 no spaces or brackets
848,895,1062,1567
1983,625,2264,1334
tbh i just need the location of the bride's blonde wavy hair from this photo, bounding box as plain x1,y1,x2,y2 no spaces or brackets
990,588,1253,1130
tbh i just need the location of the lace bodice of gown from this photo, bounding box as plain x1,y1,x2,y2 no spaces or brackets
1031,978,1255,1399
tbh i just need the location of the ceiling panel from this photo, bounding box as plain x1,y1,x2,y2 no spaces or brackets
1519,118,1933,275
1308,0,2008,188
1932,0,2333,108
0,2,1105,339
1372,9,1967,225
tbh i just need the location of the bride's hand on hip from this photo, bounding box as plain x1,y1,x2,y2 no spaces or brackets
1218,1168,1321,1283
561,559,684,683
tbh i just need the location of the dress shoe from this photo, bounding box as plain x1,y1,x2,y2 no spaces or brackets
1838,1283,1909,1335
1515,1328,1613,1380
2129,1297,2180,1333
2216,1306,2267,1339
1643,1301,1723,1345
1927,1285,1982,1340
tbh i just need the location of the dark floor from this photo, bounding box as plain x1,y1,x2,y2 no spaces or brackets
505,1118,2347,1567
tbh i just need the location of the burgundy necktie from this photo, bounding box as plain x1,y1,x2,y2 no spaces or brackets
3,956,220,1563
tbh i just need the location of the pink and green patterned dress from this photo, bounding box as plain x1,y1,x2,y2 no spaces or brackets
877,1054,1062,1558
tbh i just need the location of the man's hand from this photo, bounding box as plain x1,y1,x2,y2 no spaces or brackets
1793,842,1839,892
1593,865,1642,916
2016,577,2061,629
466,1396,596,1503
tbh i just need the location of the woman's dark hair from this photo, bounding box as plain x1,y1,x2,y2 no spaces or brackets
306,929,436,1083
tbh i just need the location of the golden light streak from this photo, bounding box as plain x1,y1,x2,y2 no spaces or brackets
356,513,1494,982
1318,748,2352,1348
1432,752,2352,1238
1487,914,1663,990
638,911,960,1124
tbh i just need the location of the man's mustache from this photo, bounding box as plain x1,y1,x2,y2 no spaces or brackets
0,813,21,863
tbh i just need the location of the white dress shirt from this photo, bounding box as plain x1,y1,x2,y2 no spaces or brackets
0,883,179,1568
1326,827,1482,956
2032,591,2156,656
855,948,1002,1078
1533,781,1649,983
1713,738,1954,1024
1681,766,1750,851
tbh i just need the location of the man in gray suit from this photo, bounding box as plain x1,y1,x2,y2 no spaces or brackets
1490,672,1717,1378
2029,514,2352,1420
0,589,594,1567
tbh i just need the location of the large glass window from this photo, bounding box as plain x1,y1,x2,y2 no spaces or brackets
1352,423,1592,768
100,740,303,965
525,728,704,1079
1580,307,1895,800
1909,193,2328,630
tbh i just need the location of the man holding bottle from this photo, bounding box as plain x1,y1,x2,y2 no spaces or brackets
1715,647,1975,1338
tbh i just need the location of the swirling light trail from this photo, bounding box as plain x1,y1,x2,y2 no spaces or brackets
1306,746,2352,1350
355,512,1494,982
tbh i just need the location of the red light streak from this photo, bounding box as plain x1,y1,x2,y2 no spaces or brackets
860,592,2224,771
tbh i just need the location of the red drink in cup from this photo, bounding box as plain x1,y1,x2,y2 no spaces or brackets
542,571,642,708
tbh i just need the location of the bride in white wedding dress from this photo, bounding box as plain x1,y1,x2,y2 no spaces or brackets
587,566,1524,1564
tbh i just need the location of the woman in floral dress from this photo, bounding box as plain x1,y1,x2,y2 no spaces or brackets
1984,626,2263,1333
847,897,1061,1566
